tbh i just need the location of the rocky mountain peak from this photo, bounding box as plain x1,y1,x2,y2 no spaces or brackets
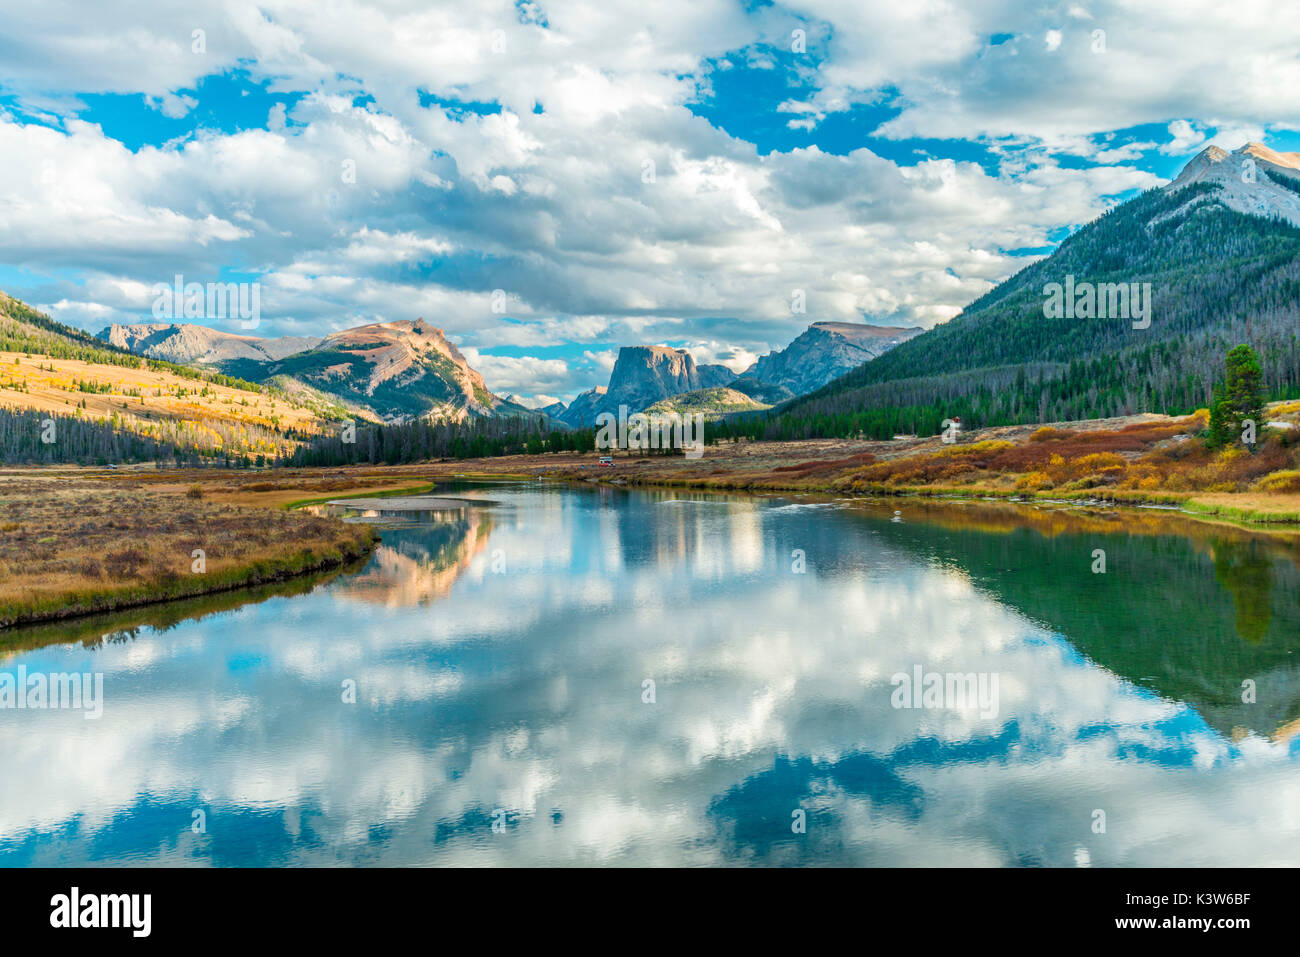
604,345,736,413
741,321,922,397
1165,140,1300,227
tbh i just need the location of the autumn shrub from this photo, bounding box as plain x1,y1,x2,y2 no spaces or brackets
1254,470,1300,493
105,546,149,578
1072,452,1126,471
1016,471,1053,491
772,452,876,476
1029,427,1075,443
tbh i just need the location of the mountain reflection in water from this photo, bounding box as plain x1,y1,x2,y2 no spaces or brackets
1,484,1298,867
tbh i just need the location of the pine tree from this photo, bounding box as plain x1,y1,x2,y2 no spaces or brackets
1205,344,1265,448
1206,385,1231,448
1224,343,1265,433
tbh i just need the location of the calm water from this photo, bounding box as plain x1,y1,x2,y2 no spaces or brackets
3,482,1300,866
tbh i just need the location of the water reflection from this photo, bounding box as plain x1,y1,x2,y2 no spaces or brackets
310,504,494,609
1,485,1298,867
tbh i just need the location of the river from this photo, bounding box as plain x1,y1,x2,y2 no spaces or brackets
2,482,1298,866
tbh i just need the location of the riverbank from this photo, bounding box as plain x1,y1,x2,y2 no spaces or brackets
0,474,381,629
8,400,1300,633
531,408,1300,528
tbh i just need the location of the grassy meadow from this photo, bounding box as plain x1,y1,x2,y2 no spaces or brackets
0,473,379,629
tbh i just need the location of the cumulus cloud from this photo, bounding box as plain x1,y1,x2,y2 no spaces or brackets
0,0,1293,401
1162,119,1207,155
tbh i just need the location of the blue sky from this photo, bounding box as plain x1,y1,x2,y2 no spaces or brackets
0,1,1297,404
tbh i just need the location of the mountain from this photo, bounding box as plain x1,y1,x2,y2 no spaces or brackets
100,323,322,364
4,291,149,360
558,386,608,428
535,401,568,420
749,142,1300,441
644,387,771,418
102,318,537,424
740,321,922,396
556,347,735,426
0,291,337,463
605,345,735,410
1166,142,1300,226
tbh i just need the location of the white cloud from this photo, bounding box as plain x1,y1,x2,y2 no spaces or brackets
147,92,198,118
1162,119,1206,154
0,0,1293,401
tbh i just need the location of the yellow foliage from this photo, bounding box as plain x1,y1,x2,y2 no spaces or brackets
1253,470,1300,493
935,439,1015,457
1016,471,1054,491
1072,452,1126,470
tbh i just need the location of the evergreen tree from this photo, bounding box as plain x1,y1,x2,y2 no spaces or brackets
1205,344,1265,448
1224,343,1265,431
1206,384,1232,448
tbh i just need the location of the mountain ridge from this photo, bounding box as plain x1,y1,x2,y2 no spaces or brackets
736,140,1300,441
99,317,546,424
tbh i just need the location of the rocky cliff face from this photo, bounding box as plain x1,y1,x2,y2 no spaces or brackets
300,318,498,419
604,346,735,412
742,321,922,396
99,317,523,423
1163,142,1300,226
557,347,737,425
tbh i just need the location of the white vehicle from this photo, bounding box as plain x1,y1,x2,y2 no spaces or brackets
598,456,615,467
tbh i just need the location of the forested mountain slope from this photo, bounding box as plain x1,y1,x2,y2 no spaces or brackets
745,147,1300,442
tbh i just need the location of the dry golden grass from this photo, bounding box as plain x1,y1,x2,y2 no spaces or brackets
0,474,377,628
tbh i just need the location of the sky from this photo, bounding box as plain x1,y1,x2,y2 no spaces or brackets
1,1,1298,406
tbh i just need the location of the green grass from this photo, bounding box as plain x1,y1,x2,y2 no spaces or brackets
280,482,437,511
1184,499,1300,524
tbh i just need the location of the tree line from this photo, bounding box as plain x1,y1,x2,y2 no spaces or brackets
722,183,1300,442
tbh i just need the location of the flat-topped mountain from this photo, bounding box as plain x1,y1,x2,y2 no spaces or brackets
557,347,735,425
605,345,735,410
553,323,921,424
